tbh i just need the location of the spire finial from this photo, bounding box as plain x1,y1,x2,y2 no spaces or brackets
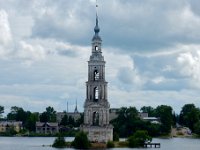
96,0,98,20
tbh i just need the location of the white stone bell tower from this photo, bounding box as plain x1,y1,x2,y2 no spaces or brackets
81,4,113,143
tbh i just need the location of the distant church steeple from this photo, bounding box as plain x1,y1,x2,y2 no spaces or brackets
74,100,78,113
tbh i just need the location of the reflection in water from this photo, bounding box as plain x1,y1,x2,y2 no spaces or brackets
0,137,200,150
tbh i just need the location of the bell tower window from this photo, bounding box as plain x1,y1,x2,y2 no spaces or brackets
95,46,98,51
94,87,99,102
94,70,99,81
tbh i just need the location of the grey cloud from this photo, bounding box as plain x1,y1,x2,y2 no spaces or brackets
99,0,200,52
117,67,134,84
189,0,200,16
56,49,77,57
143,79,189,91
2,0,200,53
29,0,200,53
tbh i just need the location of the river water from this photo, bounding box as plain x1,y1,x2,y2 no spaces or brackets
0,137,199,150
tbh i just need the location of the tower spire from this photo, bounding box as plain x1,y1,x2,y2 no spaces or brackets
94,0,100,35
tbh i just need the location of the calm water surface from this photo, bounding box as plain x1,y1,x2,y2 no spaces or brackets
0,137,200,150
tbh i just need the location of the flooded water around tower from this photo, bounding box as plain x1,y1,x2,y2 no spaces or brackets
0,137,200,150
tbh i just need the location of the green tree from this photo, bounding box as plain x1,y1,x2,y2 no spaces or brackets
7,106,20,120
46,106,56,122
172,112,177,126
194,121,200,136
52,134,66,148
7,106,28,123
60,114,69,126
155,105,173,134
25,113,39,131
140,106,155,117
0,105,4,118
40,106,57,122
128,130,152,148
39,112,49,122
111,106,162,137
71,131,90,149
111,107,140,137
68,116,75,127
113,132,119,141
179,104,200,131
75,113,84,127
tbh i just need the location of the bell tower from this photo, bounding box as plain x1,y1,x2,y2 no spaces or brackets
81,2,113,142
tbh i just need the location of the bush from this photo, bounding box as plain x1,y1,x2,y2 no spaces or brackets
52,134,66,148
71,131,90,149
128,130,152,148
128,136,139,148
107,141,115,148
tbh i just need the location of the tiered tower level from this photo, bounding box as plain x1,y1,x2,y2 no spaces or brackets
81,14,113,142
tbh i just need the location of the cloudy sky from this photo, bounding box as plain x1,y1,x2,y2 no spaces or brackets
0,0,200,115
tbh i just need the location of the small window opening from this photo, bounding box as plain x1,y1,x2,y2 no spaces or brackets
95,46,98,51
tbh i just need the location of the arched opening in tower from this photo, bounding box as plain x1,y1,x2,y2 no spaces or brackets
94,87,99,102
93,111,99,126
95,46,98,51
94,70,99,81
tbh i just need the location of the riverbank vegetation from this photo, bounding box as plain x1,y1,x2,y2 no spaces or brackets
111,105,173,137
52,134,67,148
52,130,152,149
1,103,200,138
71,131,91,149
128,130,152,148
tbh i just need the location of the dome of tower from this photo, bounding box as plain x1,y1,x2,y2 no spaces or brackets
94,25,100,33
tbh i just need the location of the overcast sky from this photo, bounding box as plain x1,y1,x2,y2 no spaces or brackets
0,0,200,115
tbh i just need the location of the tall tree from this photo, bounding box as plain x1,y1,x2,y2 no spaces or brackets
140,106,155,117
60,114,69,126
75,113,84,127
179,104,200,131
40,112,49,122
68,116,75,127
111,107,140,137
46,106,56,122
0,105,4,118
194,121,200,135
25,112,39,131
40,106,57,122
7,106,26,121
155,105,173,134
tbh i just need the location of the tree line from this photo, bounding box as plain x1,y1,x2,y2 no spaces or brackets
111,105,173,137
1,104,200,137
0,106,83,133
112,104,200,137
